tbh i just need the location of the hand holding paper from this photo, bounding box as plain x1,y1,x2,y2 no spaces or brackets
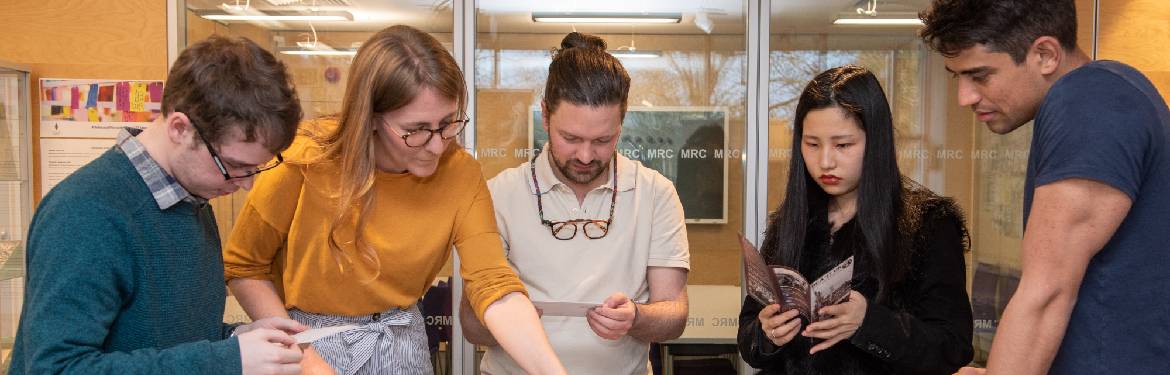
238,329,303,375
530,301,602,317
236,316,310,336
586,292,637,340
292,325,361,344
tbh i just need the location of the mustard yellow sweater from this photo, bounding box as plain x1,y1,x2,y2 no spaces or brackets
223,133,525,322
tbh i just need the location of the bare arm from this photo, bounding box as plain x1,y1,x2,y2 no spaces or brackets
228,277,339,375
458,286,499,346
228,278,289,320
481,292,567,375
985,178,1130,375
629,266,689,342
587,266,689,343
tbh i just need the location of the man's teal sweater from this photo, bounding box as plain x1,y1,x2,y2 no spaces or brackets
9,148,242,374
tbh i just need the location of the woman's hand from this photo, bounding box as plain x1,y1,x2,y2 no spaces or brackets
803,290,866,354
758,304,802,347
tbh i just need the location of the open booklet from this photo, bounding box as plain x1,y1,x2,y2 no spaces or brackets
739,233,854,322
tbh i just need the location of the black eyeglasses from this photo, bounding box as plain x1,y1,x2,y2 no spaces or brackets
530,149,617,240
385,118,469,147
188,117,283,180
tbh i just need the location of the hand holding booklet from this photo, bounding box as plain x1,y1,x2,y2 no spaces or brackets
738,233,854,322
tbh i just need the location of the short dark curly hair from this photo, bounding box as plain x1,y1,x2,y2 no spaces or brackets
162,35,301,153
919,0,1078,64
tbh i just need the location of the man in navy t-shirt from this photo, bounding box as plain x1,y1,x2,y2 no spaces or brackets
919,0,1170,374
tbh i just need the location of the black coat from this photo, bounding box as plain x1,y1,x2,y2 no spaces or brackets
738,185,974,375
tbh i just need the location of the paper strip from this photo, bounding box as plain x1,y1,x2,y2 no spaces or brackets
129,82,147,112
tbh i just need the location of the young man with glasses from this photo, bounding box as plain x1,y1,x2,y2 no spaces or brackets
920,0,1170,374
10,35,307,375
460,32,690,375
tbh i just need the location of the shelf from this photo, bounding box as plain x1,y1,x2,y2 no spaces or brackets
0,241,21,281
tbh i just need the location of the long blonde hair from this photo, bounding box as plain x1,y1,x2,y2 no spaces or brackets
293,25,467,279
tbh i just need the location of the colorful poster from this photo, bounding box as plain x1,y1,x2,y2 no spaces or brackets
40,79,164,138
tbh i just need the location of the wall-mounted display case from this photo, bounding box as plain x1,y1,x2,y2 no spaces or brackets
0,60,34,368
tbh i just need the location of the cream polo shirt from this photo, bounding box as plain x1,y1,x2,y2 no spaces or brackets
480,145,690,375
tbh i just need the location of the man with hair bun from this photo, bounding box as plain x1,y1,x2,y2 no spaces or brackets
459,32,691,375
919,0,1170,374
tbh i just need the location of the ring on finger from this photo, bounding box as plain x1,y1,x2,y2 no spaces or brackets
770,328,776,339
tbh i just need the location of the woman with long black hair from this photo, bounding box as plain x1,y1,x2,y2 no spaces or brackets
738,65,974,375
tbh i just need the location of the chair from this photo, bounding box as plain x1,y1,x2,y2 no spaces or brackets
421,278,452,375
661,343,738,375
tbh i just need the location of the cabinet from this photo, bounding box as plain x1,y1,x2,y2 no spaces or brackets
0,60,34,367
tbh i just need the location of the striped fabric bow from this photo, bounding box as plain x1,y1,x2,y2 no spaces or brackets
335,308,417,375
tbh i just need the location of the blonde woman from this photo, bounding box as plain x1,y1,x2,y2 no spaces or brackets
223,25,566,375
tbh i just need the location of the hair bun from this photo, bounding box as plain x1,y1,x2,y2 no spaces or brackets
560,32,607,51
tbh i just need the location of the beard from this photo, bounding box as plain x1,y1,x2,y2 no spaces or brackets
548,142,610,186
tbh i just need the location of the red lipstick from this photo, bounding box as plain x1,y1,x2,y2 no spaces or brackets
820,174,840,185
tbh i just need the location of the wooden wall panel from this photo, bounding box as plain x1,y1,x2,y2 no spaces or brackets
1098,0,1170,98
0,0,167,203
1076,0,1097,55
187,9,228,44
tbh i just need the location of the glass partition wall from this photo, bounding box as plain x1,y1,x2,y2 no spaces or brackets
766,0,987,363
175,0,1102,372
181,1,461,373
474,1,749,372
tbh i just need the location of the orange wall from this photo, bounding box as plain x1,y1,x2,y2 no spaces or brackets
1097,0,1170,99
0,0,168,203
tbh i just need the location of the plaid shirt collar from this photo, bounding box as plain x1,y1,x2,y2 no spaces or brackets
116,128,207,209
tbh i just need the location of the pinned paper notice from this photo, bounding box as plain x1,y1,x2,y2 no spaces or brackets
86,84,98,108
71,87,80,109
129,83,147,112
292,325,360,344
115,82,130,111
87,107,99,122
531,301,603,317
148,82,163,102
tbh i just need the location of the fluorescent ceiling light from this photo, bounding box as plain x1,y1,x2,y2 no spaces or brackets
277,47,357,56
203,14,348,20
608,50,661,58
196,10,353,21
833,18,923,26
532,12,681,23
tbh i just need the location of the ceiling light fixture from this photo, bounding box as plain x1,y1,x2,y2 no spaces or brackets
196,9,353,21
608,50,662,58
610,26,660,58
694,11,713,34
277,46,357,56
222,0,250,10
832,18,923,25
532,12,681,24
832,1,922,26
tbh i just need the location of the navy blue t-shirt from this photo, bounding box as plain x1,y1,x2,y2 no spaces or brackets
1025,60,1170,374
